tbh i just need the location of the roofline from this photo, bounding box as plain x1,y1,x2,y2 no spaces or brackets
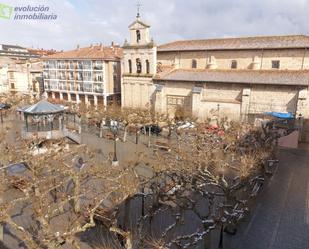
157,47,309,52
128,19,150,29
153,77,309,86
42,57,122,61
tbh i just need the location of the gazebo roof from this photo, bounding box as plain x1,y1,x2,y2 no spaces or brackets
19,100,65,115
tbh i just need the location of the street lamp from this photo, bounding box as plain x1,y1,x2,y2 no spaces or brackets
110,120,119,166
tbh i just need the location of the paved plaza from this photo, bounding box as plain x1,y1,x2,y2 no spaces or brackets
224,147,309,249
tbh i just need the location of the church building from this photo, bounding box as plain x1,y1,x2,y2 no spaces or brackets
121,13,309,140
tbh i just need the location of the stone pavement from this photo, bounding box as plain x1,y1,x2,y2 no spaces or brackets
223,147,309,249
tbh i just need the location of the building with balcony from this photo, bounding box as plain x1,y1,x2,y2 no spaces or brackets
43,44,122,106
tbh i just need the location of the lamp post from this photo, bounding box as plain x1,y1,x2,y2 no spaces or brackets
110,120,119,166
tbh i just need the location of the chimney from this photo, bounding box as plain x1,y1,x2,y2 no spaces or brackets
100,43,103,51
76,44,80,50
90,44,93,48
111,41,114,47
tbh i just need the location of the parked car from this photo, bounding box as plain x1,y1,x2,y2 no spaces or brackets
0,103,11,110
140,125,162,135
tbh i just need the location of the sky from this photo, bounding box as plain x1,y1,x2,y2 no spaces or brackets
0,0,309,51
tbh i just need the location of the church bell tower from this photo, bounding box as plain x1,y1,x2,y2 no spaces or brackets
121,8,157,109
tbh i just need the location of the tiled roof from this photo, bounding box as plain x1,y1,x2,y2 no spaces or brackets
158,35,309,51
28,48,59,56
43,45,123,60
154,69,309,86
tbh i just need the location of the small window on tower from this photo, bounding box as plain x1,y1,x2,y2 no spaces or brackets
192,59,197,68
128,59,132,73
136,30,141,43
136,58,142,73
272,60,280,69
231,60,237,69
146,60,150,74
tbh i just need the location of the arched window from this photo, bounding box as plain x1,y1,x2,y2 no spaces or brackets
231,60,237,69
128,59,132,73
136,30,141,43
146,60,150,74
192,59,197,68
136,58,142,73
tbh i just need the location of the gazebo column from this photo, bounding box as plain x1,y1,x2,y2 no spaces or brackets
59,115,63,130
50,116,53,131
25,114,29,132
94,95,98,110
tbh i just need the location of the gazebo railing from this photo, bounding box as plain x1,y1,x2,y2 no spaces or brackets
24,120,61,132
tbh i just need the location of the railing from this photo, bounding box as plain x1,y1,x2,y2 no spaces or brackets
93,66,103,70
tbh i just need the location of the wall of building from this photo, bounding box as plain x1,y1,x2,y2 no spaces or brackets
157,48,309,70
249,85,299,114
122,76,154,108
0,66,8,92
8,71,29,92
154,81,301,121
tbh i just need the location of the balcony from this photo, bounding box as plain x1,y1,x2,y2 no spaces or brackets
59,86,67,91
94,88,103,93
93,78,103,82
93,66,103,70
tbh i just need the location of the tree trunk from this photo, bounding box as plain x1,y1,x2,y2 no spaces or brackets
73,175,81,213
110,227,133,249
123,125,128,142
136,130,140,144
168,124,172,138
99,120,103,138
148,127,151,148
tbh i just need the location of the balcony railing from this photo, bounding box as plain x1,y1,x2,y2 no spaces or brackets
93,66,103,70
59,85,67,90
94,88,103,93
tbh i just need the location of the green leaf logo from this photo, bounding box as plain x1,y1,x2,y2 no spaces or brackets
0,3,13,19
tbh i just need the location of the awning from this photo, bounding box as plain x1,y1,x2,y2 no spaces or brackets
264,112,294,119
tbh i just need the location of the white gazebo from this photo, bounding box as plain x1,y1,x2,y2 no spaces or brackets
18,100,65,139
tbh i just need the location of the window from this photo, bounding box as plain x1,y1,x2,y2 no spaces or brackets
136,30,141,43
77,72,83,81
113,62,118,74
272,60,280,69
146,60,150,74
231,60,237,69
136,58,142,73
83,71,91,81
192,59,197,69
128,59,132,73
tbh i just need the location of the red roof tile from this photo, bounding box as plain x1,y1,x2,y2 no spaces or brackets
43,45,123,60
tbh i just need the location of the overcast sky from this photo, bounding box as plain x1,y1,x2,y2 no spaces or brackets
1,0,309,50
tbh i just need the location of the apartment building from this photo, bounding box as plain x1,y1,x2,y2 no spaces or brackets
43,44,122,106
